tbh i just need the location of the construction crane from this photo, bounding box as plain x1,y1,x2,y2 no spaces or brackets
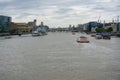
98,15,101,23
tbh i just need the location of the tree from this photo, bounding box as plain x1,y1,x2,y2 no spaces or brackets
95,28,105,33
106,27,113,32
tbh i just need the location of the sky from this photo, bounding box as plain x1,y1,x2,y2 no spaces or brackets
0,0,120,27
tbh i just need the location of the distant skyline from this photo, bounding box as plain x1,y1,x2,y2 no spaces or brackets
0,0,120,27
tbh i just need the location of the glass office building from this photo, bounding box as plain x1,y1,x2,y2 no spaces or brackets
87,22,103,32
117,23,120,32
0,15,11,32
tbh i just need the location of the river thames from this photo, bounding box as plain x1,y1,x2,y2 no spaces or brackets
0,32,120,80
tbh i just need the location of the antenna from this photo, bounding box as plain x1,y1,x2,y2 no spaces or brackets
103,20,105,27
98,16,101,23
117,16,119,23
112,18,114,24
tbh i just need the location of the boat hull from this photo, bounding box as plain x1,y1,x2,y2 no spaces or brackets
77,36,89,43
77,40,89,43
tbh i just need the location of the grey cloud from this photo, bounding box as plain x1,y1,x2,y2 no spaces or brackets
53,15,71,19
116,5,120,8
55,8,73,14
0,0,120,27
92,5,105,11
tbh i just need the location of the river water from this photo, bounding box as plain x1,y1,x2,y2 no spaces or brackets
0,32,120,80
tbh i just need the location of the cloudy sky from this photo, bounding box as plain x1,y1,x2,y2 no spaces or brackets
0,0,120,27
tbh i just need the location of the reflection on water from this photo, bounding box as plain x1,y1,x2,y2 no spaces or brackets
0,32,120,80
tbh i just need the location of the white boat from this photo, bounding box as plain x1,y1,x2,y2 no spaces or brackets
32,31,42,36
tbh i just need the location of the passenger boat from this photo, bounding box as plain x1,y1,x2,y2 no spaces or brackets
72,32,75,35
32,31,42,36
4,36,12,39
91,34,96,37
102,34,111,39
116,33,120,37
77,36,89,43
95,35,102,39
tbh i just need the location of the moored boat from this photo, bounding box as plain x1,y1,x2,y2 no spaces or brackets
32,31,42,36
4,36,12,39
116,33,120,37
72,32,75,35
102,34,111,39
95,35,102,39
91,34,96,37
